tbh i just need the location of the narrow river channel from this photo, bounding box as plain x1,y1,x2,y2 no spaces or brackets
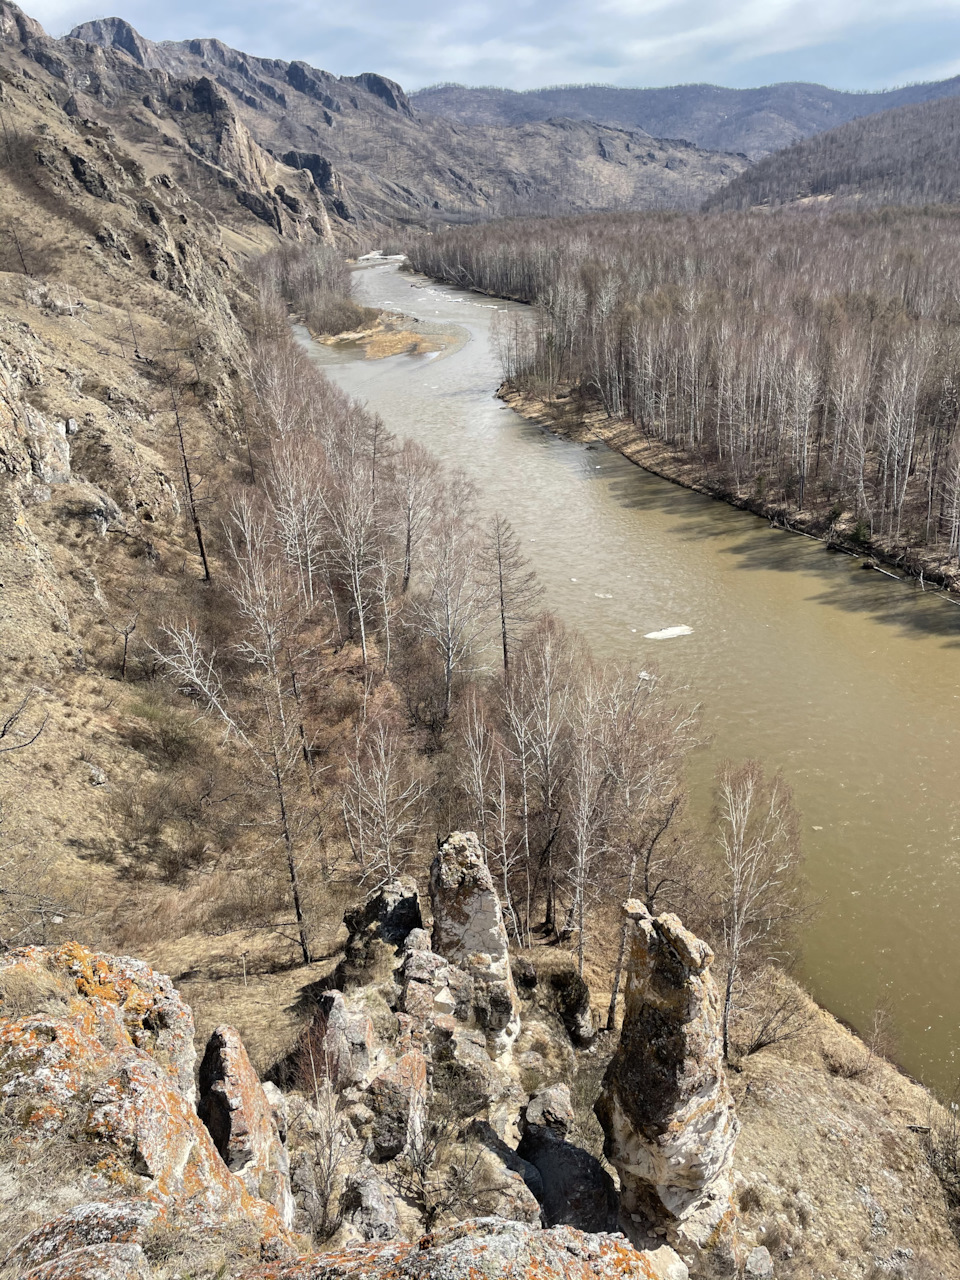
303,259,960,1096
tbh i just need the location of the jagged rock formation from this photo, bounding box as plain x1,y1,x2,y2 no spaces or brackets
199,1024,297,1227
0,1,334,244
0,945,294,1274
430,830,522,1057
246,1217,687,1279
595,903,740,1251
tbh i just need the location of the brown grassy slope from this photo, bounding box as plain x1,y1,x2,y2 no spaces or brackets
0,17,367,1025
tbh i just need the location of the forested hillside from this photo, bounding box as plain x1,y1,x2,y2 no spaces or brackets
408,208,960,583
705,94,960,210
412,77,960,160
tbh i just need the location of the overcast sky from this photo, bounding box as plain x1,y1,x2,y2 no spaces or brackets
25,0,960,93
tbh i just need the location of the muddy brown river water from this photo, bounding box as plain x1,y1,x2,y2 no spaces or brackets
302,259,960,1095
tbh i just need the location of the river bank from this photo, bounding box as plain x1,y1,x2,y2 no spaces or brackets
497,380,960,601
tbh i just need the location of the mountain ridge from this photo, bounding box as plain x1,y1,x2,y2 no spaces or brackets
61,15,747,228
410,77,960,160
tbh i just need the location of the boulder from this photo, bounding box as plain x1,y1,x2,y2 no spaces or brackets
595,903,740,1247
244,1217,688,1278
429,832,521,1056
525,1082,574,1135
20,1242,151,1280
0,941,197,1099
9,1200,158,1272
198,1025,296,1228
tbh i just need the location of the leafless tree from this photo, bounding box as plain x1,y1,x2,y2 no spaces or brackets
340,720,427,887
389,439,441,594
409,505,493,723
714,759,805,1061
483,512,544,675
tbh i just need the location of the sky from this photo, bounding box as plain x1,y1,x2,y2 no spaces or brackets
24,0,960,93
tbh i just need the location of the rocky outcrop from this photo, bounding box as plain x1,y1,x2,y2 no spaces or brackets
595,903,740,1248
339,877,423,986
429,831,521,1056
248,1217,687,1279
310,990,378,1088
0,945,290,1261
199,1024,296,1227
340,1166,402,1240
548,968,597,1048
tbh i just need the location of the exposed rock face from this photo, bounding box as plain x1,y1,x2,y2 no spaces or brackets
340,1166,402,1240
248,1217,687,1278
198,1024,296,1228
339,878,423,987
595,903,740,1242
310,990,378,1088
0,945,289,1257
429,831,521,1056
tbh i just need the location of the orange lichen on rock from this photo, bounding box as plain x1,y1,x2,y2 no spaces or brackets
0,944,294,1267
245,1219,685,1279
1,944,197,1097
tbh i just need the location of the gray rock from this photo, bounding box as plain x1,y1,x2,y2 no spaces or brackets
242,1217,686,1278
344,877,423,952
745,1245,775,1277
311,990,375,1088
429,831,521,1056
525,1083,574,1136
403,927,432,952
341,1166,402,1240
595,902,739,1239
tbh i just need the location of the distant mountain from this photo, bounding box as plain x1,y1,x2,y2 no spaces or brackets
411,80,960,161
61,18,748,230
703,95,960,210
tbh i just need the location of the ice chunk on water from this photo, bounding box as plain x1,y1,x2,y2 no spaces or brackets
594,593,613,599
644,625,693,640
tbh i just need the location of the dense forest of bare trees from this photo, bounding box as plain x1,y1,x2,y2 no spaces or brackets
705,96,960,211
408,207,960,568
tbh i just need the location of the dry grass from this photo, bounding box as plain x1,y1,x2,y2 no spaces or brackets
0,967,73,1020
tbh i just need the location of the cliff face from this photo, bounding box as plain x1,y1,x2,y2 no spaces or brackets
0,2,335,244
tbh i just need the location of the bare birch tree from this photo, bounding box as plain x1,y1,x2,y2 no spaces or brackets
714,759,804,1061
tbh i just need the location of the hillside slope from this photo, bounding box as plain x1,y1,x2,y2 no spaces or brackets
64,17,748,225
411,78,960,161
704,94,960,210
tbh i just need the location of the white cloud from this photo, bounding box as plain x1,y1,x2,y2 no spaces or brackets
22,0,960,90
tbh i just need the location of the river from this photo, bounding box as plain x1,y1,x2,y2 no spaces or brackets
303,259,960,1095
